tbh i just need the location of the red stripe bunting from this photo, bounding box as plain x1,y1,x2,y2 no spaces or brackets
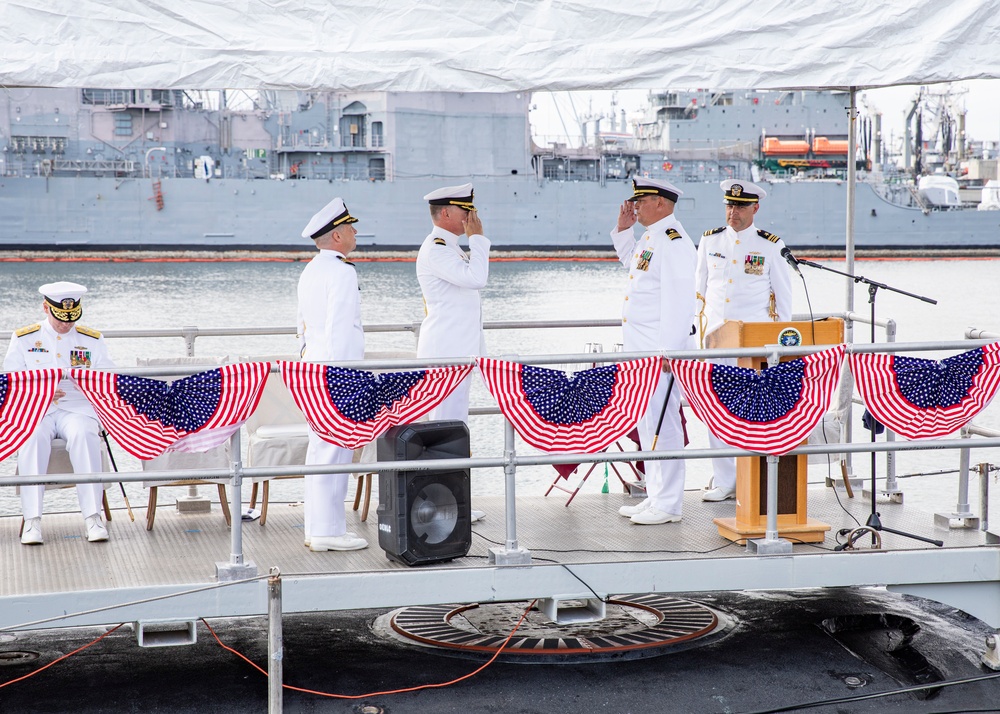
671,345,845,455
0,369,62,462
850,343,1000,439
279,361,473,449
71,363,270,460
477,357,661,453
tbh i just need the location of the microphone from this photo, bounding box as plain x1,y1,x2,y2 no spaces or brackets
780,246,802,276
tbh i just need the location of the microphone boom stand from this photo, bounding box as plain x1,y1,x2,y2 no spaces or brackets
794,256,943,548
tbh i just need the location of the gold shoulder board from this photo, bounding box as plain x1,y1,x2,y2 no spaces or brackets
666,228,683,240
703,226,726,236
433,237,447,246
75,325,102,339
15,323,41,337
757,229,780,243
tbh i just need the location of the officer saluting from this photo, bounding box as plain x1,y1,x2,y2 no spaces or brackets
611,178,697,526
415,182,490,423
3,281,114,545
696,179,794,502
297,197,368,552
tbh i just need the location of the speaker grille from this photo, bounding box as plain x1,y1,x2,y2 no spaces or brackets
376,421,472,566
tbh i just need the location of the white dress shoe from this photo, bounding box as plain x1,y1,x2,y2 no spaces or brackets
21,517,43,545
618,499,650,517
306,531,361,547
701,487,736,502
86,514,109,542
630,507,682,525
470,510,486,523
309,533,368,552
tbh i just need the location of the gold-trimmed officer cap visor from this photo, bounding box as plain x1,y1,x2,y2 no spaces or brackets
723,183,759,204
310,207,358,239
45,296,83,322
628,179,679,203
332,208,359,226
428,190,476,211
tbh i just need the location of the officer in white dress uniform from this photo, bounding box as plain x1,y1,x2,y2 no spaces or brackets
610,178,697,525
3,282,113,545
696,179,794,501
415,183,490,423
296,197,368,552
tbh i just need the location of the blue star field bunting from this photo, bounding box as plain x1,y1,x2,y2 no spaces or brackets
279,361,473,449
477,356,661,453
72,363,270,459
850,343,1000,439
671,345,845,455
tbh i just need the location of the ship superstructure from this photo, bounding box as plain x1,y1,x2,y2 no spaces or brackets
0,87,996,250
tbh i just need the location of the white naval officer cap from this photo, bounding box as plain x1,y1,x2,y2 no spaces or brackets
39,281,87,322
627,177,682,202
423,183,476,210
301,197,359,240
720,179,767,204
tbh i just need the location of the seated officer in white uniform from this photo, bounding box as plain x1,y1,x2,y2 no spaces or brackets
696,179,793,501
415,183,490,423
297,197,368,552
3,282,114,545
610,178,697,525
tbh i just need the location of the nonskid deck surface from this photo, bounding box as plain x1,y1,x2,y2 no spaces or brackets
1,486,989,600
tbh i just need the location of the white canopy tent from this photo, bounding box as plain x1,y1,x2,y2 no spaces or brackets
1,0,999,92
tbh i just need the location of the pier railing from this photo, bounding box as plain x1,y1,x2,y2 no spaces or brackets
3,319,997,576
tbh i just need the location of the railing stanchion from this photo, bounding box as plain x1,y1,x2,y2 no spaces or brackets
488,418,532,565
216,429,258,580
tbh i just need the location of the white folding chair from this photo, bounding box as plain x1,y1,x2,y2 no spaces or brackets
136,356,232,531
13,437,114,534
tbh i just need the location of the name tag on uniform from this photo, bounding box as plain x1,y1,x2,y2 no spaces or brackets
635,249,653,271
744,254,764,276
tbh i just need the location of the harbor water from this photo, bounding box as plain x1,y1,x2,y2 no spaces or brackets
1,255,999,523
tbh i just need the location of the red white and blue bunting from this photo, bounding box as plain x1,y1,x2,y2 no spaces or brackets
850,343,1000,439
671,345,846,455
72,362,270,459
477,357,661,453
3,343,996,464
279,361,473,449
0,369,62,463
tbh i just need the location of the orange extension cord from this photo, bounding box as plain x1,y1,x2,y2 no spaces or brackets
201,599,538,699
0,601,535,701
0,624,124,690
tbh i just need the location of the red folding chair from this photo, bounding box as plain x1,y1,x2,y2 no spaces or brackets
544,428,646,506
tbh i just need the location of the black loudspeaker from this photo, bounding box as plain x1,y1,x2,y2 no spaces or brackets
376,420,472,566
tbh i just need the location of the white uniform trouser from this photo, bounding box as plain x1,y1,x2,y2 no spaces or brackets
427,374,471,423
707,356,737,493
636,373,685,515
304,432,354,538
18,410,104,521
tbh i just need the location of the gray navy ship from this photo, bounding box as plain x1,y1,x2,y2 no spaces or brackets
0,87,998,251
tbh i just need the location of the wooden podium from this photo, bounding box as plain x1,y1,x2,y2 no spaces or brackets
705,318,844,544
